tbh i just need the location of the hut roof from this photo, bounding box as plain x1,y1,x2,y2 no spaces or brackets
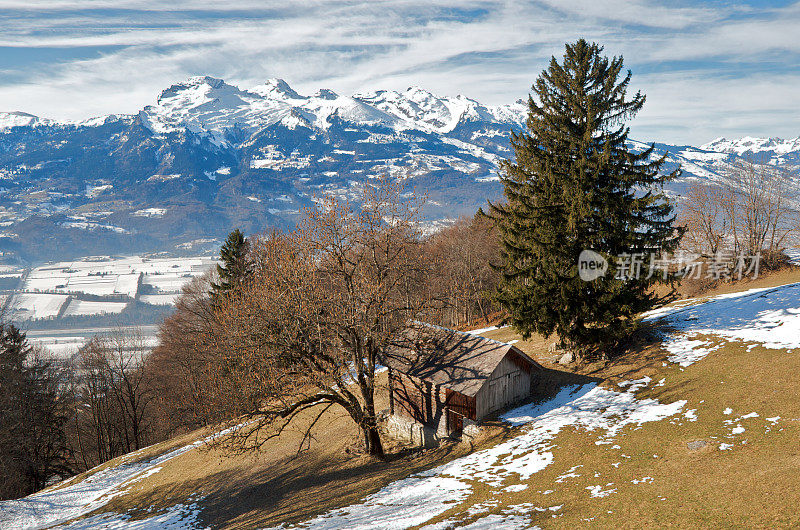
382,322,542,397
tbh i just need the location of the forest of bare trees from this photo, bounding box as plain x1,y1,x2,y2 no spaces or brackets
680,158,798,268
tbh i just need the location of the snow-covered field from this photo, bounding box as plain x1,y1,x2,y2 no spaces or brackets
10,293,69,319
5,255,216,322
27,326,160,361
0,255,216,358
22,255,215,298
62,299,128,317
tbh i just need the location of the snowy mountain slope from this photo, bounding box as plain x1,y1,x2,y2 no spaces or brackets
0,76,798,262
702,136,800,166
0,111,52,129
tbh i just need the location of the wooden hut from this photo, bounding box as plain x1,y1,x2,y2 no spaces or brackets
383,322,542,440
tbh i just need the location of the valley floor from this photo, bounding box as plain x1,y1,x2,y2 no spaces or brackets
3,271,800,528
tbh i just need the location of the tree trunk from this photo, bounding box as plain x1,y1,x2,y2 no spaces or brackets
364,424,384,457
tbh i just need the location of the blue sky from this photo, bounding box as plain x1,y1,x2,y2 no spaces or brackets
1,0,798,145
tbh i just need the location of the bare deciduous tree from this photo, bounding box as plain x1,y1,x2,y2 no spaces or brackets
680,157,797,269
147,273,218,436
72,328,154,467
424,214,500,327
202,178,432,457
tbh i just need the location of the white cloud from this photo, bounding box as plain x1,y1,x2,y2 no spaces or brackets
1,1,798,144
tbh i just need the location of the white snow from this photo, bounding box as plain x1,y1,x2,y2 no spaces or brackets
586,484,617,498
645,283,800,366
10,293,69,319
283,476,471,530
61,221,129,234
701,136,800,159
137,76,526,146
0,111,48,129
288,379,684,528
57,498,206,529
140,293,179,305
62,299,127,317
22,255,215,300
0,425,237,529
618,376,652,392
465,325,505,335
132,207,167,218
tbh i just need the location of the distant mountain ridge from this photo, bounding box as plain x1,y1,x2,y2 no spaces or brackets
0,76,797,263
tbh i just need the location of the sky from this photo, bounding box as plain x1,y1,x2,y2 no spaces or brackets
1,0,799,145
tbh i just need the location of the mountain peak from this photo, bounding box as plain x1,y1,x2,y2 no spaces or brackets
314,88,339,100
0,111,46,129
252,78,303,100
186,75,226,88
157,76,235,104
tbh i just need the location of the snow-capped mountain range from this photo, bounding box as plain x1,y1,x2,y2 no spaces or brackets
0,76,797,263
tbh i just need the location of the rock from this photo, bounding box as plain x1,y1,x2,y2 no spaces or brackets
463,424,481,438
547,342,560,353
558,352,574,365
687,440,708,451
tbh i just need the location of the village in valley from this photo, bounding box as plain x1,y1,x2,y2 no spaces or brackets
2,2,800,529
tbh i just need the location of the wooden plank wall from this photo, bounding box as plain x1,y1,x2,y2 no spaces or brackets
475,356,531,419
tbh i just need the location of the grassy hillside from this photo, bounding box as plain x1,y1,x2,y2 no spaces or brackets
3,270,800,528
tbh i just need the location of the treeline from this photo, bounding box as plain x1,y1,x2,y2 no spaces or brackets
680,157,797,269
0,327,170,500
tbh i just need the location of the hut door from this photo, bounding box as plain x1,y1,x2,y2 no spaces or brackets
447,409,463,433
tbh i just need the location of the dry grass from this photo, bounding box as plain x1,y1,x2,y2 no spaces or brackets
430,330,800,529
86,372,514,529
56,267,800,528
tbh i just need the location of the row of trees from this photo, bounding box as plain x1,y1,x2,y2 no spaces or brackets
680,158,796,266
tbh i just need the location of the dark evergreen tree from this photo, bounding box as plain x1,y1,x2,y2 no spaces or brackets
211,228,250,301
0,324,72,499
488,39,682,357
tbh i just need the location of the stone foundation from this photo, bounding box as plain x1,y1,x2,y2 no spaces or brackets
381,414,440,448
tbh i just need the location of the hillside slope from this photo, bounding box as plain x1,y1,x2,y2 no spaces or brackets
2,274,800,528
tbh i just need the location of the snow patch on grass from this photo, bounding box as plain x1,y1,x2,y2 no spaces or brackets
288,476,471,530
647,283,800,366
586,484,617,498
59,497,206,529
289,379,684,528
0,426,238,529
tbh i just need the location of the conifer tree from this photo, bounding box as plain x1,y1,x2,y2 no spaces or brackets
489,39,682,357
211,228,250,301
